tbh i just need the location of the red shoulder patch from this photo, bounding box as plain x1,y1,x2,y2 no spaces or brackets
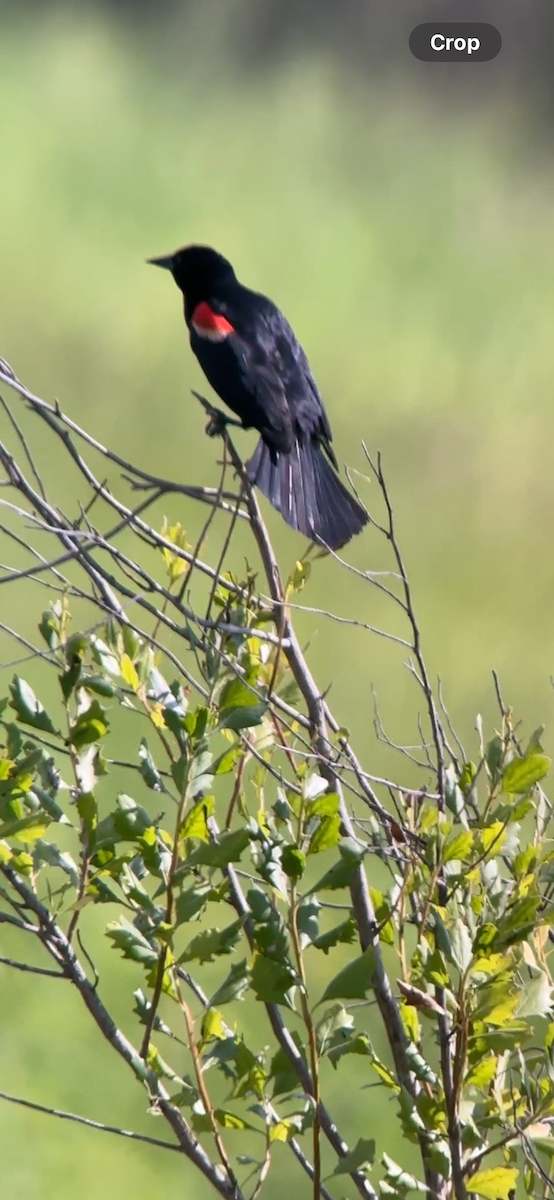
191,301,235,341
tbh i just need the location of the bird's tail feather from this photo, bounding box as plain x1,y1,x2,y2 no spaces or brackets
246,437,367,551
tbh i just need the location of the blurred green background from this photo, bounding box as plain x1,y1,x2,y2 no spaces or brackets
2,2,554,1197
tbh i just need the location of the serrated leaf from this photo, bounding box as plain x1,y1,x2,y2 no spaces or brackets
332,1137,375,1176
138,739,163,791
38,610,59,650
296,897,320,947
304,774,330,802
77,791,98,832
270,1118,302,1143
214,1108,255,1131
212,744,242,775
502,754,550,794
171,753,189,795
288,559,311,594
180,796,214,842
269,1036,306,1097
175,881,222,927
449,919,473,973
320,948,376,1003
443,830,475,863
69,700,108,748
308,840,364,893
209,960,250,1008
328,1032,371,1068
9,677,58,735
250,954,297,1006
33,840,80,886
106,917,158,968
306,792,340,818
465,1057,498,1089
312,916,357,954
120,657,140,696
0,813,50,843
308,814,341,855
218,704,267,732
185,828,250,870
516,970,553,1018
200,1009,226,1042
179,920,242,965
281,845,306,879
470,1167,519,1200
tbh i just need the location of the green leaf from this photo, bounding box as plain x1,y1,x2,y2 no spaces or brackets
281,845,306,879
494,895,541,948
332,1138,375,1176
308,839,364,893
59,660,81,701
306,792,340,817
250,954,297,1006
308,814,341,855
218,704,267,732
180,796,214,842
269,1036,306,1097
381,1153,427,1195
39,609,60,650
214,1108,255,1131
185,828,251,870
219,679,257,709
209,960,250,1008
113,794,153,841
328,1032,371,1068
178,920,242,965
502,753,550,794
288,559,311,594
465,1057,498,1089
106,918,158,968
304,774,331,803
69,700,109,748
9,677,58,735
469,1167,519,1200
312,916,357,954
175,882,215,926
486,736,504,784
443,830,475,863
81,675,116,698
90,635,120,676
0,812,50,842
473,982,519,1025
320,948,376,1002
171,752,189,795
296,897,320,947
516,970,553,1018
449,919,473,973
33,840,80,885
212,744,242,775
138,739,163,791
200,1008,227,1042
133,988,172,1036
120,653,140,691
458,761,476,796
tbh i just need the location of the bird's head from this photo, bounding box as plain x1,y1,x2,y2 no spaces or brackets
147,244,236,298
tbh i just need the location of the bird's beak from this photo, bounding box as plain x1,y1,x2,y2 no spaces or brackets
147,254,175,271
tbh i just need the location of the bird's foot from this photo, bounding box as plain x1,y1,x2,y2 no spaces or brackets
205,408,230,438
205,409,244,438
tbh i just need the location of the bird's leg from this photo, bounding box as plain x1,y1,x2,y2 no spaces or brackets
205,409,244,438
191,389,245,437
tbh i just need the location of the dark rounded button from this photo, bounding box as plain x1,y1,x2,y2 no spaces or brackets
409,23,502,62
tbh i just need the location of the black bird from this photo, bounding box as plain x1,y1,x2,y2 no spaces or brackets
148,244,368,550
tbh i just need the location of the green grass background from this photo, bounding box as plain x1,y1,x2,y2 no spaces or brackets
1,8,554,1198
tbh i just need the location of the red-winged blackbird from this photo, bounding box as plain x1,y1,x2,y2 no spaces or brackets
148,244,368,550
